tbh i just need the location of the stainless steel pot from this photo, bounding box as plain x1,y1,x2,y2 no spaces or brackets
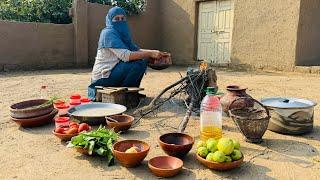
261,97,317,135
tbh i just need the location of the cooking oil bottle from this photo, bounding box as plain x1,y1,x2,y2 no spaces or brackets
200,87,222,141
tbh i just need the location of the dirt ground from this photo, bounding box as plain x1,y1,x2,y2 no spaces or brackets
1,66,320,180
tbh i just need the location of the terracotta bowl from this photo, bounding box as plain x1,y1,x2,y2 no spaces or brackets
106,114,134,133
148,55,172,70
196,153,244,171
158,133,194,158
52,130,78,141
10,99,54,119
11,109,58,127
148,156,183,178
112,140,150,167
53,126,92,141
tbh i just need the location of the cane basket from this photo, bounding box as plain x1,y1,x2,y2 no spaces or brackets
229,97,270,143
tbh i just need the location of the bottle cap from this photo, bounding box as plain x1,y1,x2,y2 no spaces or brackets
205,87,217,95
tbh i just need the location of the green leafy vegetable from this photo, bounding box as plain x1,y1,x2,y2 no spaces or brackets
68,126,118,165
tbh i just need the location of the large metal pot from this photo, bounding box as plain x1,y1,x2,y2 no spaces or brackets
261,97,317,135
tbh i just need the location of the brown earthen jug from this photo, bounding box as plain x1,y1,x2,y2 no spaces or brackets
220,85,254,115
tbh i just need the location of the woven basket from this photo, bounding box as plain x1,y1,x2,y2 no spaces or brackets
229,97,270,143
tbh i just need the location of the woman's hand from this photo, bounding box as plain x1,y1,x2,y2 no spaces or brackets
149,50,162,59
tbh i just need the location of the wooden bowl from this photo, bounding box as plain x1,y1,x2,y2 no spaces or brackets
106,114,134,133
148,156,183,178
196,153,244,171
11,109,58,127
10,99,54,119
112,140,150,167
158,133,194,158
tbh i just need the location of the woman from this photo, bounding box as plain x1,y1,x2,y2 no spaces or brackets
88,6,165,100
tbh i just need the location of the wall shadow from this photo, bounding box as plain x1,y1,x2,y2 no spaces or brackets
295,0,320,66
159,0,196,65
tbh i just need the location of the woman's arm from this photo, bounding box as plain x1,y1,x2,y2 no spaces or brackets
110,48,163,62
129,49,162,61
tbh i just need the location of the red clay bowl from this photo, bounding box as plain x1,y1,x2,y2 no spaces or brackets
158,133,194,158
10,99,54,119
106,114,134,133
52,127,91,141
112,140,150,167
11,109,58,127
148,156,183,178
52,130,78,141
196,153,244,171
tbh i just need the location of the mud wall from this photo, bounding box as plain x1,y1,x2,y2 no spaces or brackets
231,0,301,71
0,21,74,71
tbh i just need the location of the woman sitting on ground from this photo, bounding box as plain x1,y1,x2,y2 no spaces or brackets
88,6,166,100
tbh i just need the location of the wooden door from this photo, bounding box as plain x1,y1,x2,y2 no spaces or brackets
197,0,234,64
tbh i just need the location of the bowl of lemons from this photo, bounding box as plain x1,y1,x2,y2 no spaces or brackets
196,137,244,171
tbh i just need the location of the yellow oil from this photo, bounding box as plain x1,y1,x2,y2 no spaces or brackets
200,125,222,141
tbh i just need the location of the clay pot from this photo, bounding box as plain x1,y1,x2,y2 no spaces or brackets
220,85,254,115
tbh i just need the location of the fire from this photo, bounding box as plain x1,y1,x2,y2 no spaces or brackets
199,61,208,71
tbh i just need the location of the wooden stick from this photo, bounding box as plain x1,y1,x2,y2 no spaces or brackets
178,100,194,132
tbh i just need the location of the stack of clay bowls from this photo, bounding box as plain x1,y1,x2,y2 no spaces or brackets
10,99,58,127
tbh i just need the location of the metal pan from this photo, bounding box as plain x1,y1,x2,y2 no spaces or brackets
68,103,127,125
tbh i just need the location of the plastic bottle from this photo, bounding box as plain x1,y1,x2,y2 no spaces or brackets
200,87,222,141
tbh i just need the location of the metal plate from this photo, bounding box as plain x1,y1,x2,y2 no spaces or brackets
261,97,317,109
68,102,127,117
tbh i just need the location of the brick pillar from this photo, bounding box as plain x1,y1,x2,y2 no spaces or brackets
72,0,88,67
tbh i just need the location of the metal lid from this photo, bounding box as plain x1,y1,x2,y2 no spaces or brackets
261,97,317,109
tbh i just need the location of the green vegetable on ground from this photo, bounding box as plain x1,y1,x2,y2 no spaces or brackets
67,126,118,165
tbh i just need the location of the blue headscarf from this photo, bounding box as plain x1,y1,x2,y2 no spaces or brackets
98,6,139,51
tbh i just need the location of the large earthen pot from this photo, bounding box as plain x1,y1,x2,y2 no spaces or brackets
220,85,254,115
